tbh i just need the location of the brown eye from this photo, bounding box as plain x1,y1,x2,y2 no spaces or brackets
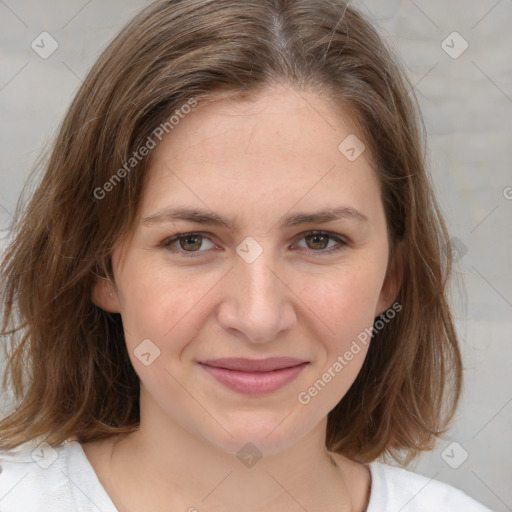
304,233,330,250
177,234,204,251
295,231,348,255
162,233,216,255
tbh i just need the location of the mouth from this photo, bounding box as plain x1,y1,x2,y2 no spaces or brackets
198,357,309,395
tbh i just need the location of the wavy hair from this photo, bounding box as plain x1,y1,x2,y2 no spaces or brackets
0,0,461,464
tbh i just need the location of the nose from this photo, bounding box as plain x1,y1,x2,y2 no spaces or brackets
217,253,297,344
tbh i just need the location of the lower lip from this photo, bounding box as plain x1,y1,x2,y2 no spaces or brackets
199,363,309,395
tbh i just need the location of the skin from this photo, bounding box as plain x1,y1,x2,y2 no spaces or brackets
86,84,401,512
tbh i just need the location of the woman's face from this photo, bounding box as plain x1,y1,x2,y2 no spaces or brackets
97,85,398,455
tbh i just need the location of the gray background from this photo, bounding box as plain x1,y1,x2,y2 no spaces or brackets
0,1,511,510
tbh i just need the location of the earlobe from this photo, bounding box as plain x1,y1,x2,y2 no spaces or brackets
91,277,121,313
375,241,403,316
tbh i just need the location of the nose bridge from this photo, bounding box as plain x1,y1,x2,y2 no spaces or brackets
218,246,296,343
240,255,278,311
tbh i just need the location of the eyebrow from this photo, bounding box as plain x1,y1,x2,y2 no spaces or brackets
142,206,368,230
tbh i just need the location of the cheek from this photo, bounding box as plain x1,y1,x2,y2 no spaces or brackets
116,257,222,352
299,261,385,344
293,268,381,411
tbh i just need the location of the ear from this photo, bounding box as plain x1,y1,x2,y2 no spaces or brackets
375,241,403,316
91,276,121,313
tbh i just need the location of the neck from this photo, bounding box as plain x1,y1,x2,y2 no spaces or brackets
104,406,361,511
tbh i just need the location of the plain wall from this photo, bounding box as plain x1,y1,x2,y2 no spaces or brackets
0,1,511,510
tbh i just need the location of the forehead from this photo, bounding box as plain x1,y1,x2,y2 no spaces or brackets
139,85,383,227
153,86,365,171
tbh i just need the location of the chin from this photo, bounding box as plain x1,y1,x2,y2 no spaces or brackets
196,410,314,458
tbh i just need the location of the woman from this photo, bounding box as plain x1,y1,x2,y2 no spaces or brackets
0,1,492,510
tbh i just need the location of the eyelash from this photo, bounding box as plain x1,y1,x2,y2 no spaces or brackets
160,230,349,258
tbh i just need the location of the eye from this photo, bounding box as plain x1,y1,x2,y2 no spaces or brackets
160,230,348,258
161,233,216,255
294,230,348,255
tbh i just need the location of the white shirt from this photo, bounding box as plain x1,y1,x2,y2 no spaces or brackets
0,437,492,511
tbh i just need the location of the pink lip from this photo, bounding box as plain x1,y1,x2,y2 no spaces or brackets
199,357,309,395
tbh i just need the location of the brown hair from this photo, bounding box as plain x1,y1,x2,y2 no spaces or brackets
0,0,461,464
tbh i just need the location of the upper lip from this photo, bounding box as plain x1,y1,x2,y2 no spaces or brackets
199,357,308,372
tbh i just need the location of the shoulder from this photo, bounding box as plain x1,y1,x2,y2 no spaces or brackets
0,436,117,512
367,461,493,512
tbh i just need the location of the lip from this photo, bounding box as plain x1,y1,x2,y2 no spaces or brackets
198,357,309,395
